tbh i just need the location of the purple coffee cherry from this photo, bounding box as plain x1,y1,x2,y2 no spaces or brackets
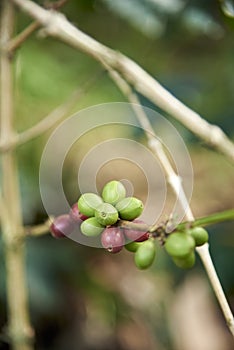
69,203,88,222
101,227,125,253
50,214,75,238
124,219,149,242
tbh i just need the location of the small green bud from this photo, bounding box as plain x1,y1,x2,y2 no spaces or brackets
165,232,195,258
78,193,103,217
102,180,126,205
188,227,209,246
95,203,119,226
115,197,144,220
80,217,104,237
134,239,156,269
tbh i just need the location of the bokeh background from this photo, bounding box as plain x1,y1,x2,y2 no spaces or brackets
0,0,234,349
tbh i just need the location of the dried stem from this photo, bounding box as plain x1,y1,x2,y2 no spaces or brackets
0,1,34,349
6,21,40,53
11,0,234,164
103,65,234,336
105,65,194,221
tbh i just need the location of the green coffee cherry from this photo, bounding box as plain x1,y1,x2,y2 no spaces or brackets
102,180,126,205
188,227,209,246
125,241,143,253
115,197,144,220
134,239,156,269
172,251,196,269
95,203,119,226
78,193,103,217
165,232,195,258
80,217,104,237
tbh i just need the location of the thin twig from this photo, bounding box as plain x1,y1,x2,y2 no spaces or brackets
11,0,234,164
25,217,53,237
105,64,194,221
6,21,40,53
0,69,104,152
6,0,69,54
103,65,234,337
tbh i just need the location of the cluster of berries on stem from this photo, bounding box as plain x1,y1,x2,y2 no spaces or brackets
49,180,209,270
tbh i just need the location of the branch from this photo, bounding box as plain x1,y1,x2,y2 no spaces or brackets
11,0,234,164
104,63,194,221
108,66,234,337
0,1,34,348
6,0,69,54
6,21,40,54
24,217,53,237
0,69,104,152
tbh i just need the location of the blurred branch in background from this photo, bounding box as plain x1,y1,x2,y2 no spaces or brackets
11,0,234,164
0,69,104,152
0,1,34,349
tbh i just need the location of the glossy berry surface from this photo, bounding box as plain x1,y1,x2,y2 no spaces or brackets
115,197,144,220
165,232,195,258
101,227,125,253
102,180,126,205
50,215,75,238
95,203,119,226
69,203,88,222
188,227,209,246
134,239,156,269
78,193,103,217
123,219,149,242
80,217,104,237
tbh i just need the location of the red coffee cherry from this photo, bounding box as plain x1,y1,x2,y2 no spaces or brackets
69,203,88,222
101,227,125,253
50,215,75,238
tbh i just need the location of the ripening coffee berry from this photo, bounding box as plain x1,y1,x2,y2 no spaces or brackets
165,232,195,258
101,227,125,253
80,217,105,237
115,197,144,220
124,219,149,242
69,203,88,222
125,241,143,253
102,180,126,205
50,214,75,238
134,239,156,269
172,251,196,269
78,193,103,217
95,203,119,226
188,227,209,246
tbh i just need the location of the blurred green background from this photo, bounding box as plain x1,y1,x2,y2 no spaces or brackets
1,0,234,349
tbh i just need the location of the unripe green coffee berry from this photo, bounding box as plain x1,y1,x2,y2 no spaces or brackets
102,180,126,205
125,241,143,253
172,251,196,269
78,193,103,217
80,217,104,237
165,232,195,258
188,227,209,246
115,197,144,220
95,203,119,226
134,239,156,269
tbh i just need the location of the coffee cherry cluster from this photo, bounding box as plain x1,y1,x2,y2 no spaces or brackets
164,227,209,268
78,181,150,261
49,180,209,271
